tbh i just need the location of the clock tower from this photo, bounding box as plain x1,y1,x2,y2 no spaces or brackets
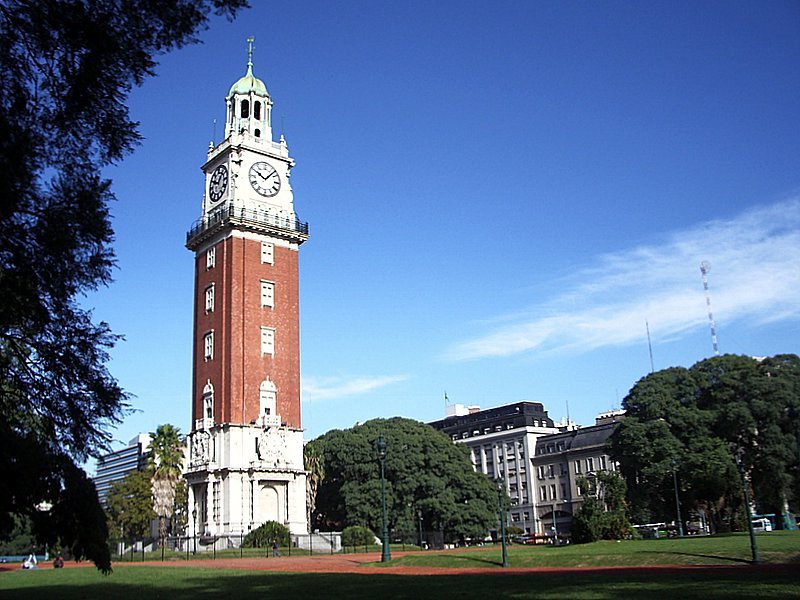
184,39,309,541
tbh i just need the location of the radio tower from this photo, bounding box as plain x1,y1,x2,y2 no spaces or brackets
700,261,720,356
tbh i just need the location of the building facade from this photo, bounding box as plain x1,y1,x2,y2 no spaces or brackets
184,41,309,540
532,410,625,537
429,402,562,534
93,434,150,506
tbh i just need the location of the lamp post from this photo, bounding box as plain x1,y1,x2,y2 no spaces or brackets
192,509,197,555
417,508,424,549
671,459,684,537
735,448,761,564
495,478,509,568
376,435,391,562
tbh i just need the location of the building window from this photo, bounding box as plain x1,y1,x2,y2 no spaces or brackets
202,381,214,419
587,457,595,472
599,456,607,470
204,331,214,360
254,101,261,120
260,280,274,308
575,460,582,474
550,484,557,500
259,379,277,417
547,464,555,478
559,463,567,476
560,483,567,498
260,327,275,355
261,242,274,264
539,486,547,501
205,284,215,312
537,466,545,479
241,99,250,118
206,246,216,269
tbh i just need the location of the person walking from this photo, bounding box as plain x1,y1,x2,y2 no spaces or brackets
272,541,279,557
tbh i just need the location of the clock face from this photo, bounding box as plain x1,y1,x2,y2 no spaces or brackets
249,161,281,197
208,165,228,203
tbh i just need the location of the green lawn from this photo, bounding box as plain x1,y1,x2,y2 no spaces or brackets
1,565,799,600
387,531,800,569
1,532,798,600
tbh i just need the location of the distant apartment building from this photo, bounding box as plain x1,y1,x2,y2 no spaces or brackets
431,403,624,537
532,409,625,537
93,433,151,506
429,402,564,535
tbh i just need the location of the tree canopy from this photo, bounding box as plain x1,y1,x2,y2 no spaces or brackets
311,417,499,544
0,0,247,571
610,354,800,531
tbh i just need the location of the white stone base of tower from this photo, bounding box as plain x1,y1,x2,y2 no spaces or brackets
185,420,308,539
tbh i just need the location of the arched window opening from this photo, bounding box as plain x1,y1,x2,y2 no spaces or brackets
241,99,250,119
259,379,277,418
203,381,214,420
254,101,261,120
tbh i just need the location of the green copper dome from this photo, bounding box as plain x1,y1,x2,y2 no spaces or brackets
228,64,269,97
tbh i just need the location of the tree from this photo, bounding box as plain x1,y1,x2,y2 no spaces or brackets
610,354,800,532
0,0,247,572
312,417,498,544
304,441,325,533
149,424,184,549
106,470,156,543
571,472,632,544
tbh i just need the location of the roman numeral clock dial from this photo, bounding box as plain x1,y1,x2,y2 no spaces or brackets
249,161,281,197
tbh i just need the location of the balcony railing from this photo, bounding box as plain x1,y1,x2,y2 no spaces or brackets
186,203,309,248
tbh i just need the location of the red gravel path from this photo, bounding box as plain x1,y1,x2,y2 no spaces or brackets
6,551,797,577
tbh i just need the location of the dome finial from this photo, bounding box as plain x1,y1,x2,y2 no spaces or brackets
246,35,255,76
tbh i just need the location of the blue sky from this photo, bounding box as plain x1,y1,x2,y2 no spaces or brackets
88,1,800,455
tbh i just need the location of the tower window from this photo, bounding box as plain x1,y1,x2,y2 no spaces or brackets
260,280,274,308
261,242,274,264
204,331,214,360
203,381,214,419
260,327,275,355
205,284,215,312
254,129,261,138
259,379,277,417
254,101,261,120
241,99,250,119
206,246,216,269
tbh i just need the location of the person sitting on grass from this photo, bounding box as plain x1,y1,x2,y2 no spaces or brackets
53,554,64,569
21,552,37,570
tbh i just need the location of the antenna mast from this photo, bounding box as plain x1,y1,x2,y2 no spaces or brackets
700,261,720,356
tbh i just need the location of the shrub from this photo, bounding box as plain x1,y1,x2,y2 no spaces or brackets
342,525,376,547
242,521,290,548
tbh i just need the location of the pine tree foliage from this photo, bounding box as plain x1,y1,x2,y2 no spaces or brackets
0,0,247,572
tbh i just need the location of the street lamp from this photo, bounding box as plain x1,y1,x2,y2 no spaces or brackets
417,508,424,549
376,435,391,562
735,448,761,564
671,459,684,537
495,478,509,568
192,508,197,555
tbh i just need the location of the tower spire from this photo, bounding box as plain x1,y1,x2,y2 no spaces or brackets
246,35,255,75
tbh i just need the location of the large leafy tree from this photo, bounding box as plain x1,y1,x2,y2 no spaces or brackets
610,354,800,531
0,0,246,571
312,417,498,543
149,424,184,549
106,469,156,542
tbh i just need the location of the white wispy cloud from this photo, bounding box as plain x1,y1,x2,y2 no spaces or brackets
302,374,410,402
446,197,800,361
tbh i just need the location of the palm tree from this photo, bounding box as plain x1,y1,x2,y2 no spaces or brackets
303,441,325,532
149,424,184,549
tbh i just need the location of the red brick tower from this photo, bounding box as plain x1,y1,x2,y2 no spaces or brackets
184,39,308,539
